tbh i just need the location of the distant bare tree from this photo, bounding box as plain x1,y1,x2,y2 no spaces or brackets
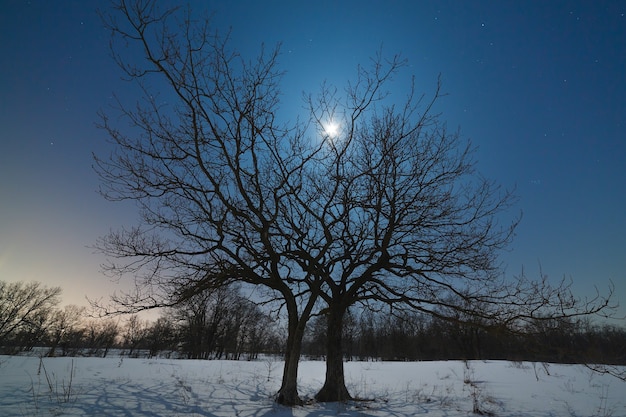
144,316,178,357
120,314,149,357
0,280,61,352
84,319,119,358
175,287,226,360
47,304,86,357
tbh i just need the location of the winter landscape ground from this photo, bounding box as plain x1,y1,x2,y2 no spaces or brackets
1,355,624,417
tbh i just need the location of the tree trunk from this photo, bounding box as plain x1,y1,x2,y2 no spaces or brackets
275,280,321,406
47,340,59,357
276,347,302,405
315,305,352,402
275,311,306,406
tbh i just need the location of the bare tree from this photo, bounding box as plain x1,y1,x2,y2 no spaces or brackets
302,66,615,401
47,304,86,357
94,0,615,405
144,316,178,358
0,280,61,352
83,319,119,358
175,286,228,360
95,0,324,405
120,314,149,357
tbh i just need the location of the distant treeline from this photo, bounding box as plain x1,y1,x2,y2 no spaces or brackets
303,310,626,365
2,280,624,365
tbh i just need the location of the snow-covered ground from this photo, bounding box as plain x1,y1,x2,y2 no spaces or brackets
1,355,624,416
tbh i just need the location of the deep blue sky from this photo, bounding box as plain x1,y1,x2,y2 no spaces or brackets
1,1,625,319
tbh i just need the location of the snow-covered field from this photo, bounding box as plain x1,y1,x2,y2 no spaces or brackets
1,355,624,416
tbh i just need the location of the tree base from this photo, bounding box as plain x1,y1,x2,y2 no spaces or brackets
314,382,353,403
275,386,303,406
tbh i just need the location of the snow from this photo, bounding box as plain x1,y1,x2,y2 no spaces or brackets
1,355,624,416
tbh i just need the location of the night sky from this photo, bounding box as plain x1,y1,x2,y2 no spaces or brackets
1,1,625,319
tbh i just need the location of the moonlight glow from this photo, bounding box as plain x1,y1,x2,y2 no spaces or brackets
323,121,340,138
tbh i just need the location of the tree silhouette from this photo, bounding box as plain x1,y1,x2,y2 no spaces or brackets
94,0,615,405
0,280,61,352
95,0,324,404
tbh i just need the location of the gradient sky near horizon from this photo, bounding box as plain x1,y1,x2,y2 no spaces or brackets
1,1,625,320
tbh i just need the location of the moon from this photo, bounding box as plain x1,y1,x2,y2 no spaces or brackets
323,121,340,138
